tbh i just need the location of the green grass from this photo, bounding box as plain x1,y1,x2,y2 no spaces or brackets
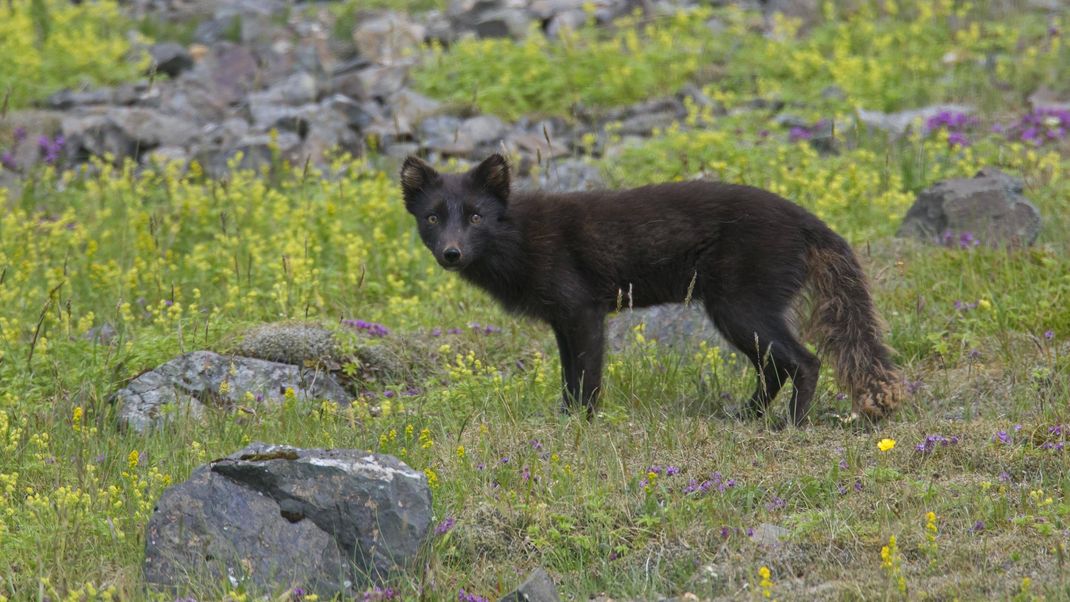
0,0,150,110
414,2,1069,120
3,0,1070,600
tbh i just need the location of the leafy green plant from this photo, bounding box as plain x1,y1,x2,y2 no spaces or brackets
0,0,150,109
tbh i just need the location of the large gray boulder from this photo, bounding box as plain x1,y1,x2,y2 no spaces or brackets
113,350,350,432
144,443,432,597
898,168,1042,247
607,304,726,354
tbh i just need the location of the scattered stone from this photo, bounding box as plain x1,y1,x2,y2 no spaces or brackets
897,168,1042,247
390,89,443,130
44,88,117,110
499,567,560,602
325,93,383,131
532,158,602,192
61,107,198,163
84,323,118,346
149,42,195,78
112,350,350,432
425,114,507,156
353,12,427,65
603,97,686,136
474,7,532,38
545,9,587,38
183,42,260,107
355,64,413,100
857,104,973,135
750,522,791,549
247,71,319,107
144,442,432,597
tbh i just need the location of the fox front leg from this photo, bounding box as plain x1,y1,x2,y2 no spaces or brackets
551,313,605,417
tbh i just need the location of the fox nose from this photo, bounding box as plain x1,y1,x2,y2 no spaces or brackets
443,247,462,264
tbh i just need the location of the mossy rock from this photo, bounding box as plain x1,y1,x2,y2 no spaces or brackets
226,321,432,391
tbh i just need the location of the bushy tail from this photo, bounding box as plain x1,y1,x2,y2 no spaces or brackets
803,229,902,420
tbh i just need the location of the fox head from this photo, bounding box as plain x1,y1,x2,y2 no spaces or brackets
400,153,511,271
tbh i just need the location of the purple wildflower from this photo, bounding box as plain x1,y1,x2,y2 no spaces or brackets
1002,108,1070,146
0,151,15,171
383,390,395,398
915,434,960,454
291,588,307,601
746,527,754,537
13,127,27,143
971,520,985,534
665,465,680,476
342,319,390,337
994,430,1010,444
447,327,463,335
458,589,489,602
853,479,863,493
435,516,456,535
967,348,981,360
946,131,970,147
766,496,786,511
530,439,542,451
521,466,531,481
789,126,813,142
1044,330,1055,340
720,526,731,538
942,230,980,249
839,458,848,469
362,586,398,601
998,471,1011,483
925,110,974,133
430,327,442,337
37,134,65,164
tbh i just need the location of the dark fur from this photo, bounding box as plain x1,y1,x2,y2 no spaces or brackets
400,154,901,425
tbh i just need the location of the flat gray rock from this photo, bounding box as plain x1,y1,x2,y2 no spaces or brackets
499,567,560,602
898,168,1041,247
857,104,973,135
113,350,350,432
144,443,432,597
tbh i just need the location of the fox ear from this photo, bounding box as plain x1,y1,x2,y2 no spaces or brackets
470,153,510,201
400,156,440,207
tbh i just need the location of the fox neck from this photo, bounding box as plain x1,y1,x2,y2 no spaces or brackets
457,218,532,312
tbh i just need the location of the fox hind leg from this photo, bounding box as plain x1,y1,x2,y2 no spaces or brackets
707,303,820,426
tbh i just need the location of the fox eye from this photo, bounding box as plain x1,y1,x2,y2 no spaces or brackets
426,215,438,225
470,214,482,225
